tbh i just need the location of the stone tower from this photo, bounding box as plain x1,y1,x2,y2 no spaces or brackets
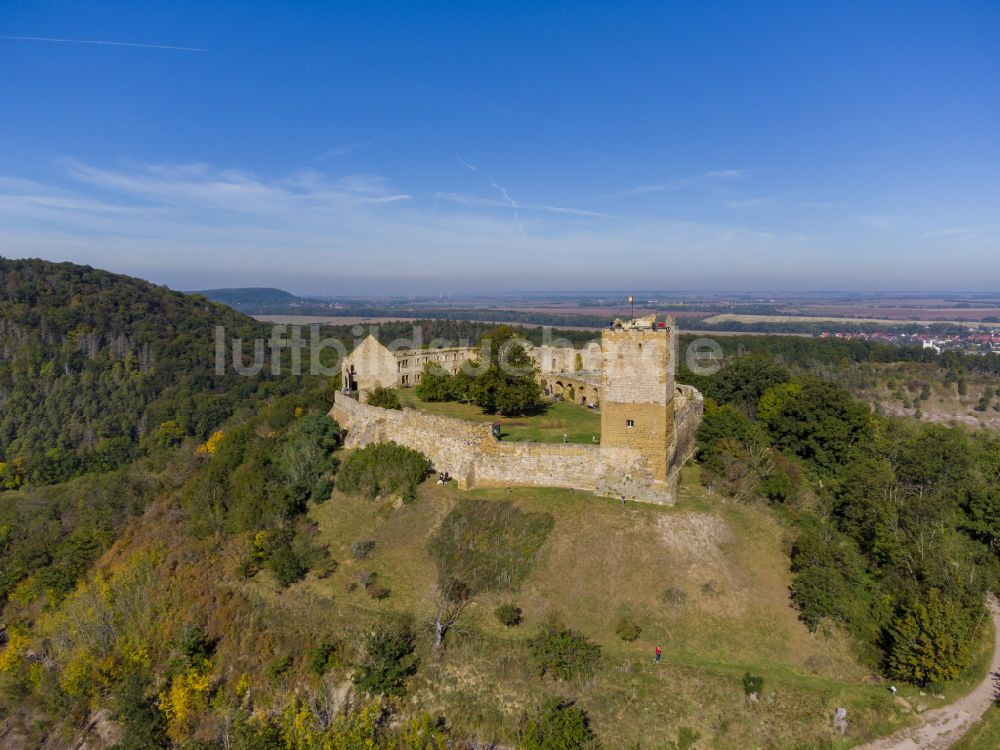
600,315,676,486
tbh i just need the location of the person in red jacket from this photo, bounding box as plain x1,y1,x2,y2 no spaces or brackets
654,645,662,664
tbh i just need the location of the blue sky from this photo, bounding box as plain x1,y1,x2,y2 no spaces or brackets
1,1,998,294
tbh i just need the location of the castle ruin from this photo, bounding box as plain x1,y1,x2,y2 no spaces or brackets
331,315,702,504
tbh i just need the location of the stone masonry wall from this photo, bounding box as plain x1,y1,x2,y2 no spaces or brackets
600,325,676,483
670,384,704,474
528,342,602,374
600,327,672,405
330,393,484,488
329,392,671,503
601,400,673,481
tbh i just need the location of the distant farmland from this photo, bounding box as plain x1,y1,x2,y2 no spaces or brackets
702,313,998,328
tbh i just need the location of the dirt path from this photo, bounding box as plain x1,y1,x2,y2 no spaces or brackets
855,597,1000,750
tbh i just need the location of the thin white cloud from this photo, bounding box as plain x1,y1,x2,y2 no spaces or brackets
726,191,796,209
62,160,410,213
317,139,379,161
0,159,836,292
621,185,667,196
608,169,749,199
436,192,617,218
858,215,897,230
704,170,748,180
0,35,206,52
919,226,981,239
917,226,999,246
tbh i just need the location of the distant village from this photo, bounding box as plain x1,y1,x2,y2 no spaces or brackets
820,328,1000,355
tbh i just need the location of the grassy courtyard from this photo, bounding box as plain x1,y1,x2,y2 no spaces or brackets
394,387,602,444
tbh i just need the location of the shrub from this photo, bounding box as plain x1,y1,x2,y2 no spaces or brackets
615,617,642,642
310,477,334,502
495,603,523,628
172,624,212,667
272,414,341,505
365,386,401,410
266,655,293,685
429,499,554,594
352,622,418,696
356,570,377,589
337,442,430,502
314,556,338,578
661,587,687,610
742,671,764,696
306,640,338,676
351,539,376,560
112,672,169,750
520,697,597,750
267,532,307,587
528,622,601,681
368,585,390,601
669,728,702,750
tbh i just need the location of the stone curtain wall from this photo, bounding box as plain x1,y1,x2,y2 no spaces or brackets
329,392,675,503
330,392,484,488
670,384,704,475
528,342,602,374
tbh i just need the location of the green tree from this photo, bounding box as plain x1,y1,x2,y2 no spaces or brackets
887,589,972,686
468,327,544,416
692,355,790,415
764,379,872,473
415,363,454,401
111,672,169,749
352,622,418,696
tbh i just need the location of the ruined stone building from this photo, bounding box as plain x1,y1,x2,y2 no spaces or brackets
333,316,702,504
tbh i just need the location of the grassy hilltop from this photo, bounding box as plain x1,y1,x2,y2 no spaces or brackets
294,468,914,747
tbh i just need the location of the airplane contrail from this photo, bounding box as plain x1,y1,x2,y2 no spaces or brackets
490,179,526,238
457,155,526,237
0,35,206,52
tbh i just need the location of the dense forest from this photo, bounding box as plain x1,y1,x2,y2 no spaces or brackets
0,258,309,487
689,355,1000,684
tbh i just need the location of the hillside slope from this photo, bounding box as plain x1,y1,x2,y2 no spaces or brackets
0,445,914,748
296,471,913,747
0,258,295,485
